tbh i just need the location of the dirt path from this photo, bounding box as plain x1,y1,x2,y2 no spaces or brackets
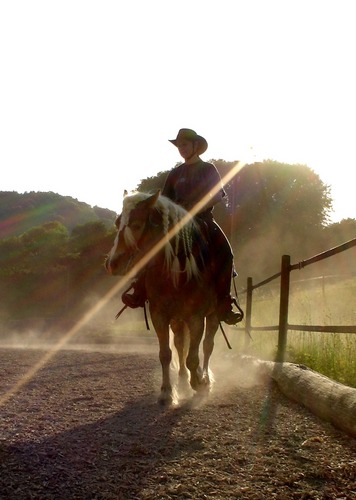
0,347,355,499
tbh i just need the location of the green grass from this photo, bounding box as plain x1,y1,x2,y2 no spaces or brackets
285,331,356,387
236,275,356,387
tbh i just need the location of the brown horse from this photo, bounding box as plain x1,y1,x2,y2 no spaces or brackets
105,191,221,404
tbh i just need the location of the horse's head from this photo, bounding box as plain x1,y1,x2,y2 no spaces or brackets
106,190,203,287
105,191,161,276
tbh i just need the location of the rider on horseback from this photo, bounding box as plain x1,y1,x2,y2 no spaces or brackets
122,128,242,325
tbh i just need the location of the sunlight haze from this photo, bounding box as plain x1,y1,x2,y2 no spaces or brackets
1,0,355,222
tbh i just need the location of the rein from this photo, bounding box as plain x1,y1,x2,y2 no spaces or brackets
115,283,150,330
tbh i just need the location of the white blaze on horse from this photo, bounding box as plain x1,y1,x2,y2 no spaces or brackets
105,190,221,405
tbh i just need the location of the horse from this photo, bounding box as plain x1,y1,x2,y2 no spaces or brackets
105,190,221,405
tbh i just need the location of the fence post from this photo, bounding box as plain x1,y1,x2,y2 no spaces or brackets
245,277,253,347
277,254,291,362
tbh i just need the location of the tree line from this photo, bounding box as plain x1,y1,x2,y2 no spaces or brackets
0,160,355,327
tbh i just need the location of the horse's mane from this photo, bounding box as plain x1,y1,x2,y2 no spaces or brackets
121,191,202,286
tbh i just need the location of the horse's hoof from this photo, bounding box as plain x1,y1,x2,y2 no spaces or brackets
178,376,191,391
158,398,173,407
158,393,173,406
190,380,198,391
190,378,211,394
199,382,211,393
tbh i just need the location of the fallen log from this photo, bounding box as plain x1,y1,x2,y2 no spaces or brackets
241,356,356,438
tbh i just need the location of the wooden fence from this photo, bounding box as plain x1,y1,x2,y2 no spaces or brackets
237,237,356,362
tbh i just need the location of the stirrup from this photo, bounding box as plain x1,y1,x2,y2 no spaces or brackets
232,297,244,323
218,297,244,325
221,310,241,326
122,291,146,308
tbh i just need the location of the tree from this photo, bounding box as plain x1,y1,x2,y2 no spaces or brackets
322,218,356,248
0,191,116,238
0,222,70,319
0,236,22,276
314,219,356,276
207,160,333,282
223,160,332,234
134,159,335,283
19,221,69,273
67,221,117,301
136,170,171,194
69,220,109,255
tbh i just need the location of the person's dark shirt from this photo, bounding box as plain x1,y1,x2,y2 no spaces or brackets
161,160,225,215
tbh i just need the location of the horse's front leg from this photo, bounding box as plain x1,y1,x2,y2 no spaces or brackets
202,314,219,385
159,340,173,404
186,316,205,391
151,312,173,405
171,319,190,392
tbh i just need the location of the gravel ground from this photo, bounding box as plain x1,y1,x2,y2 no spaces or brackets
0,346,355,499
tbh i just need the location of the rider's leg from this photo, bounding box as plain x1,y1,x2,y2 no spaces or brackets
121,271,147,308
208,221,242,325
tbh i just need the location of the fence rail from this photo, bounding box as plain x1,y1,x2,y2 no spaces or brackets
237,237,356,361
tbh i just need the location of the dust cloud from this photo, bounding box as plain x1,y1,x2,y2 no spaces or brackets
0,292,157,355
0,288,264,407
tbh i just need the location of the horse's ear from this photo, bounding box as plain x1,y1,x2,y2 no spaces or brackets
148,191,162,226
123,189,128,197
147,190,160,207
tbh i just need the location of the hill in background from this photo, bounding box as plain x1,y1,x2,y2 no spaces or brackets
0,191,116,238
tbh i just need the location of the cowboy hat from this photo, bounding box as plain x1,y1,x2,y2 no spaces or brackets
169,128,208,155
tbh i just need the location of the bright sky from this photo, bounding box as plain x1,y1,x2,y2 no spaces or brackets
1,0,355,223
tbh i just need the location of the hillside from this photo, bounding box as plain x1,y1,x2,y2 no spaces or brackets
0,191,116,238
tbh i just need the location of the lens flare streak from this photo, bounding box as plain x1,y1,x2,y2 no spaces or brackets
1,161,244,407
